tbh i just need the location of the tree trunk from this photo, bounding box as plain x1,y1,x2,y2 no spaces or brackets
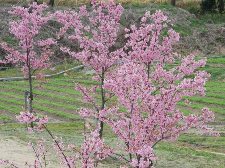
26,39,33,115
218,0,225,13
99,69,105,138
27,61,34,128
48,0,55,7
28,69,33,114
171,0,176,6
24,91,30,111
147,62,150,79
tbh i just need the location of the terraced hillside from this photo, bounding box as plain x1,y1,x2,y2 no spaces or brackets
0,55,225,167
0,71,94,122
0,56,225,122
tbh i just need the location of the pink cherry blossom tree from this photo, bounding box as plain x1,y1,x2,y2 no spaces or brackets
55,0,124,138
78,10,218,167
0,2,56,114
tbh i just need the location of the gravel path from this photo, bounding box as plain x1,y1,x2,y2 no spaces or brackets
0,135,59,168
0,137,35,167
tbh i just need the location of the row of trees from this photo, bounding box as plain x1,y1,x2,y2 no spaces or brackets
0,1,218,167
32,0,55,6
30,0,225,13
170,0,225,13
201,0,225,13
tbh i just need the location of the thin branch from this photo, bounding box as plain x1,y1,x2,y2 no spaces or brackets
112,152,130,163
31,143,43,168
105,93,115,103
43,125,72,168
152,139,162,148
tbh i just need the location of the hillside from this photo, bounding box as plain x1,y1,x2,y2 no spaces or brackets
1,2,225,60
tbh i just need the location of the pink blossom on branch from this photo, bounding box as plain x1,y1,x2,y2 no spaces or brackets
0,160,19,168
28,139,48,168
16,111,37,124
17,111,48,132
125,10,179,65
56,0,124,73
9,3,218,168
16,112,112,168
81,127,112,168
98,59,217,167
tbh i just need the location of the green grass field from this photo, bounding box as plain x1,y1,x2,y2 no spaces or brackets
0,55,225,167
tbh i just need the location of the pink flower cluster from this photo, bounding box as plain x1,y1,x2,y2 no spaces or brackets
125,10,179,64
81,127,112,168
56,0,124,73
50,127,111,168
27,139,48,168
96,58,216,167
0,160,18,168
17,111,48,132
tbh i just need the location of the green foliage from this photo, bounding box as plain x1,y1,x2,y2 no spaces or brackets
208,56,225,64
199,13,225,24
203,65,225,80
173,24,191,36
2,35,18,46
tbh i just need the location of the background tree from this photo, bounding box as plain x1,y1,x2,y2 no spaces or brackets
171,0,176,6
201,0,217,12
218,0,225,13
0,3,56,114
48,0,55,7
